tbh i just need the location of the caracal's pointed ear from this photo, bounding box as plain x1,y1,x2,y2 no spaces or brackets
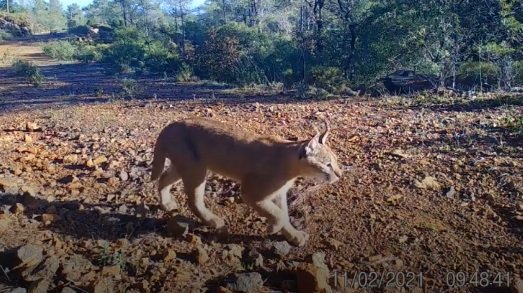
319,118,330,144
300,132,320,159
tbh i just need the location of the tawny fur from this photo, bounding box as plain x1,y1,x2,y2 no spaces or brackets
151,117,342,246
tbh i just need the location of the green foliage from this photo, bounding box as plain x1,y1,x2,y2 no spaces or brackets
176,63,197,82
42,41,76,61
102,27,179,74
11,59,44,86
119,78,138,98
307,66,348,94
74,45,103,63
458,61,499,85
514,61,523,86
503,114,523,133
0,30,13,40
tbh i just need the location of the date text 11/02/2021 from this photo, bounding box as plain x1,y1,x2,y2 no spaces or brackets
330,271,511,289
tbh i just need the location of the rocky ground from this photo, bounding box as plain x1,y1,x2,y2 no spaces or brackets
1,37,523,293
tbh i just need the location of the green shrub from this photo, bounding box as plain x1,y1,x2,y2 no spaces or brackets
176,63,197,82
68,25,90,36
458,61,499,85
11,60,44,86
42,41,77,61
74,45,102,63
0,30,13,41
307,66,348,94
514,61,523,86
119,78,138,98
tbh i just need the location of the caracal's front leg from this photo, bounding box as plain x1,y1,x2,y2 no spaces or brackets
158,165,181,212
251,199,309,246
181,167,225,231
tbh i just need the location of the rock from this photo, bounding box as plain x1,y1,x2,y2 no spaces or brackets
217,286,233,293
101,265,121,276
41,213,60,226
226,272,264,293
63,154,79,164
272,241,291,257
60,287,77,293
15,244,44,268
414,176,441,191
166,217,190,237
0,214,11,234
512,276,523,293
195,246,209,265
28,278,50,293
294,252,331,293
324,238,343,250
93,155,108,165
60,254,93,283
92,278,114,293
11,203,25,215
10,288,27,293
295,263,331,293
382,69,437,94
24,134,33,143
246,248,264,268
22,255,60,282
25,122,40,132
119,171,129,182
445,186,456,198
162,249,177,263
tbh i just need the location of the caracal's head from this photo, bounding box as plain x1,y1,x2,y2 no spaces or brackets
298,119,343,184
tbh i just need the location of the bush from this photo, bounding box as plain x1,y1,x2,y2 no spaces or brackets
11,60,44,86
307,66,348,94
68,25,90,36
176,63,197,82
458,61,499,86
0,30,13,41
42,41,76,61
119,78,138,98
514,61,523,86
74,45,102,63
102,27,179,74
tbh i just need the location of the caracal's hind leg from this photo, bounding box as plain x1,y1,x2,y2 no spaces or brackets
158,165,181,212
180,166,225,231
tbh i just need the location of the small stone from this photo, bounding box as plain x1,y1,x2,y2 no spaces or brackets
93,155,108,165
119,171,129,181
10,288,27,293
24,134,33,143
226,272,264,293
512,276,523,293
15,244,44,268
92,278,113,293
398,235,409,243
60,287,76,293
63,154,79,164
272,241,291,257
25,122,40,132
324,238,343,250
163,249,177,263
0,214,11,234
445,186,456,198
102,265,121,276
414,176,441,191
28,278,50,293
195,246,209,265
22,255,60,282
11,203,25,215
296,262,331,293
41,213,60,226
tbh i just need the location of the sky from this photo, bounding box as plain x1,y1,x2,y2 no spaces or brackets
59,0,206,9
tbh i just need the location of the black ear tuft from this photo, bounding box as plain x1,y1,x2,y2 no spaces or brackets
298,146,307,159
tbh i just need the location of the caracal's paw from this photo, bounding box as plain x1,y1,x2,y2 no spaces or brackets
267,221,285,235
207,217,226,230
285,230,309,247
160,200,178,212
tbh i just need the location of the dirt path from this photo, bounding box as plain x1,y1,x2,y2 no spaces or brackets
0,37,522,292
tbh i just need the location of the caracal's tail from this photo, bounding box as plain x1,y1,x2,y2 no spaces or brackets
150,130,167,181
